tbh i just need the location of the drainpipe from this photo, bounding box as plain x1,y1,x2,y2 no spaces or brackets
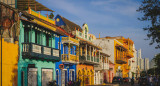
0,27,4,86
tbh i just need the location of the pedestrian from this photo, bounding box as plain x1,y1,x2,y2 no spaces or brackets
155,75,159,86
148,75,153,86
158,75,160,86
131,77,134,86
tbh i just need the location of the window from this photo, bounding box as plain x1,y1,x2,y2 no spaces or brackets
64,45,68,54
69,70,75,81
24,29,29,43
46,34,51,47
28,68,37,86
35,31,41,44
42,69,53,86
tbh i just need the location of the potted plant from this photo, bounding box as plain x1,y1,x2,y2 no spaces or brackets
49,13,54,19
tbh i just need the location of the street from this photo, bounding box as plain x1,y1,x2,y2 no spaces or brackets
88,82,139,86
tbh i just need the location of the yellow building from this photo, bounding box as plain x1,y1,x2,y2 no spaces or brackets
114,37,134,78
0,39,19,86
96,36,134,78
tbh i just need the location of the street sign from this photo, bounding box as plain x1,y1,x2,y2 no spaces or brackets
59,64,64,70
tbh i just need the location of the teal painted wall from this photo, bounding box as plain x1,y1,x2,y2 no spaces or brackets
18,21,56,86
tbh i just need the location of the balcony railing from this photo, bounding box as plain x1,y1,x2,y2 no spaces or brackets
28,8,55,25
87,55,90,61
126,50,134,58
101,63,109,70
79,55,99,65
73,30,93,42
62,36,79,45
116,57,127,64
22,43,60,61
91,56,93,61
62,54,79,63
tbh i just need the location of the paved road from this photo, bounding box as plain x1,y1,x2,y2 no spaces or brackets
119,83,139,86
88,83,139,86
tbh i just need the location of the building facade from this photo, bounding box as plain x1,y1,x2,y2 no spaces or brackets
0,2,19,86
144,58,149,71
55,36,79,86
129,44,137,78
95,36,134,78
17,2,62,86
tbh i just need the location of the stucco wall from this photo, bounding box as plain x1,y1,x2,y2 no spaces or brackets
93,39,115,63
18,21,56,86
0,38,18,86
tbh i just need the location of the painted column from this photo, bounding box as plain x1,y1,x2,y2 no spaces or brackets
90,46,91,60
68,43,70,61
86,44,87,60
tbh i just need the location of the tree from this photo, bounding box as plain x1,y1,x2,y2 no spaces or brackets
137,0,160,49
153,53,160,74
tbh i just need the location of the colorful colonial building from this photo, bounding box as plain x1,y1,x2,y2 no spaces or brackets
95,36,134,78
55,14,81,86
16,1,62,86
72,24,103,85
0,2,19,86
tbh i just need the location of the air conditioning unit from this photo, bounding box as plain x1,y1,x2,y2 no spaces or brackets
4,38,14,43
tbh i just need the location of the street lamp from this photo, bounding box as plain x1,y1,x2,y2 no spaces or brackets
0,26,4,86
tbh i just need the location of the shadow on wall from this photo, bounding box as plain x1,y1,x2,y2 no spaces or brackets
10,66,18,86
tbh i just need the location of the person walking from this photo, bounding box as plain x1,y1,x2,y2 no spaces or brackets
148,75,153,86
131,77,134,86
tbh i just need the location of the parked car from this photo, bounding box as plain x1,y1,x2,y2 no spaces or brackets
139,77,148,86
112,76,123,84
123,77,131,83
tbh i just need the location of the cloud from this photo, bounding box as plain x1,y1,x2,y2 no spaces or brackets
90,0,139,16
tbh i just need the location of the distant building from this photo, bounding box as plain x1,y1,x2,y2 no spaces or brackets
137,49,145,71
144,58,149,71
140,58,144,71
129,44,137,78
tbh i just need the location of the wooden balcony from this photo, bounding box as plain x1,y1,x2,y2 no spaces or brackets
72,30,93,42
22,43,60,61
62,54,79,63
126,50,134,58
116,57,127,64
101,63,109,70
79,55,99,65
62,36,79,45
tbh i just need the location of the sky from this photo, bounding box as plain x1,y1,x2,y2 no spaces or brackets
37,0,160,60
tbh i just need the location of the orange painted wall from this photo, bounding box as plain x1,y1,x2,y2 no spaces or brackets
77,64,94,86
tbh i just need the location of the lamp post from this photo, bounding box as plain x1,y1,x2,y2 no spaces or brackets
0,26,4,86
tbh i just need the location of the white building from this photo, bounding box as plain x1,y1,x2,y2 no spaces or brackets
129,44,137,78
144,58,149,71
137,49,144,71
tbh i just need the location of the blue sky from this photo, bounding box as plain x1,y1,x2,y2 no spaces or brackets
38,0,160,60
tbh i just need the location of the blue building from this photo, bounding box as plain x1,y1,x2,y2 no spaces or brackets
55,15,80,86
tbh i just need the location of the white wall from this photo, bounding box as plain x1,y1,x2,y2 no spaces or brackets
93,39,115,63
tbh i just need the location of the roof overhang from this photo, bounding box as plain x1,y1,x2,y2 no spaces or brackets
17,0,54,12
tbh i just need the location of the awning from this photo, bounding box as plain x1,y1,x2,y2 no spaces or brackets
17,0,54,12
